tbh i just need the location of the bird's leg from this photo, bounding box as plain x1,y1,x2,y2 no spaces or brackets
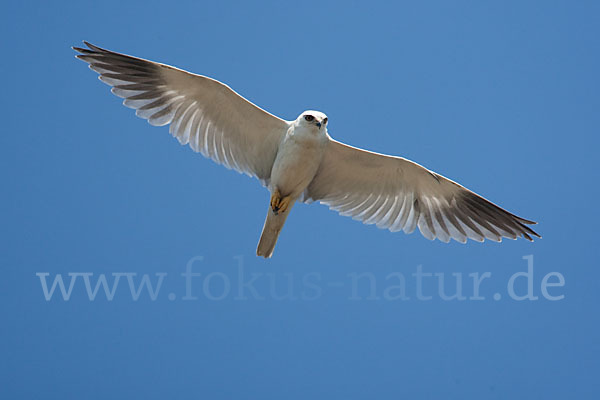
270,188,292,215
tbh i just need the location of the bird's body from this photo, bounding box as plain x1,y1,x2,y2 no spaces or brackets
258,112,329,257
270,113,328,199
73,42,541,258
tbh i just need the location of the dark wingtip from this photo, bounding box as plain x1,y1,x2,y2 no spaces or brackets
71,41,103,53
517,217,538,225
83,41,107,52
73,46,86,60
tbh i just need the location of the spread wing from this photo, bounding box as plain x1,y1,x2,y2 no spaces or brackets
304,138,540,243
73,41,290,185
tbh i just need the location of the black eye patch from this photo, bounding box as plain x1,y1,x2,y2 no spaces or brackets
304,115,314,122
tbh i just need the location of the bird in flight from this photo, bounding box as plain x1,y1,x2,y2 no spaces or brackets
73,42,540,258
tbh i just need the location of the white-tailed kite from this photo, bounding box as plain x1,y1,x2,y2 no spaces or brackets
73,42,540,258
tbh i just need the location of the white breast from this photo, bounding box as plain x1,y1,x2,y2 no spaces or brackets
269,125,327,198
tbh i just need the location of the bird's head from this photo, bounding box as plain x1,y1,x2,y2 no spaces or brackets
297,110,328,132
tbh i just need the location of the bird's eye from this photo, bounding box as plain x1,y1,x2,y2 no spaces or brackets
323,117,328,124
304,115,314,122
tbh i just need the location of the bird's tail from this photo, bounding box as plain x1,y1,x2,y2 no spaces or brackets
256,202,295,258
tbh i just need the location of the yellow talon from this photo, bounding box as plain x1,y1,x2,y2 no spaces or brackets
278,196,292,214
270,188,291,215
270,189,281,212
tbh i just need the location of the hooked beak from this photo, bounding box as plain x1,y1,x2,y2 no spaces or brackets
316,122,322,128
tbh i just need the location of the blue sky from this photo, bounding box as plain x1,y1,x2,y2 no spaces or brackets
1,1,599,399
